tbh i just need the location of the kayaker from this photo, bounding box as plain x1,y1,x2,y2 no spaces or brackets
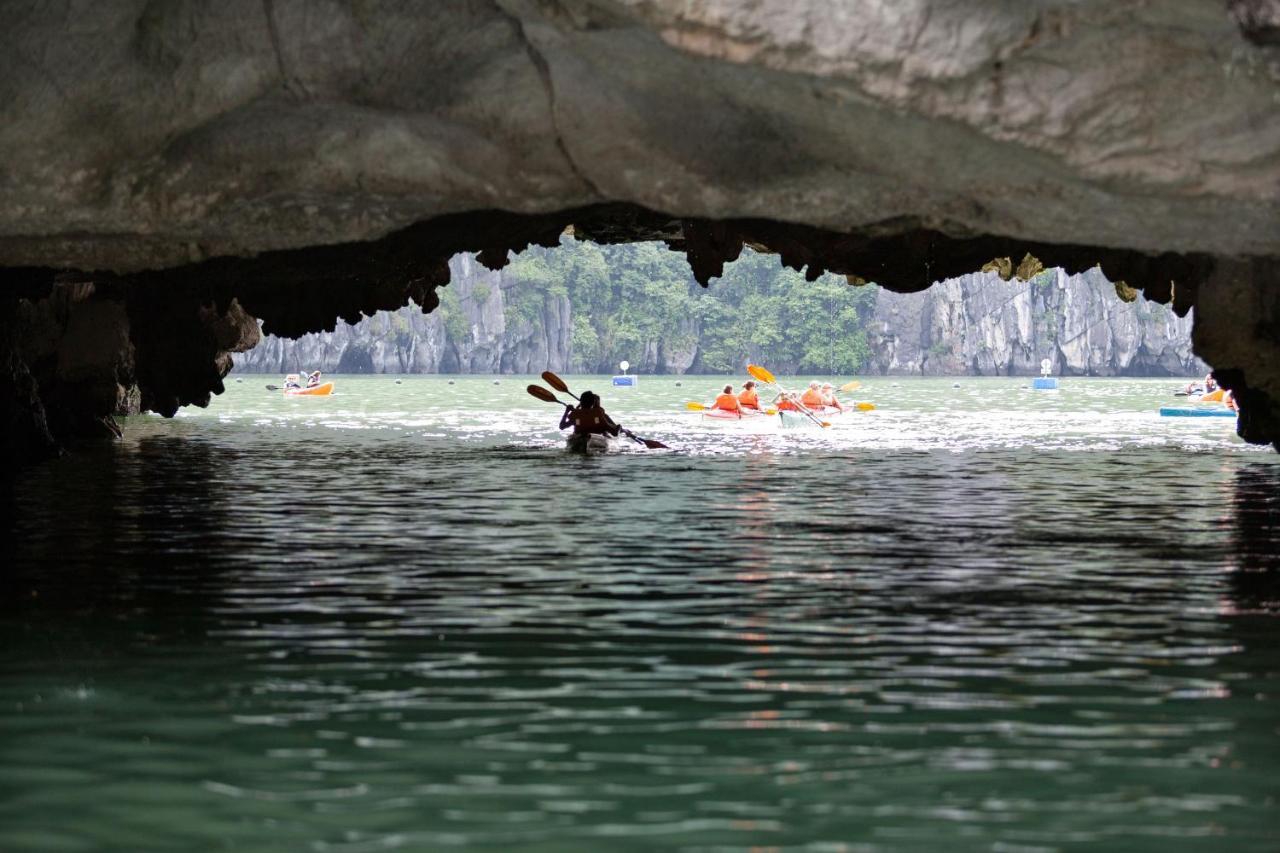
738,381,761,411
284,374,301,390
1225,389,1238,412
710,385,742,414
306,370,322,388
560,391,621,438
775,391,800,411
820,382,844,412
801,381,825,409
1204,372,1217,394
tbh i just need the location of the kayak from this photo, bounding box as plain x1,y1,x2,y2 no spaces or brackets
1187,389,1226,403
565,433,623,454
777,405,851,427
778,410,816,429
1159,406,1236,418
702,408,768,422
284,382,334,396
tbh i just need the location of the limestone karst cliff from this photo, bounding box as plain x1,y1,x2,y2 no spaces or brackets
233,252,1204,378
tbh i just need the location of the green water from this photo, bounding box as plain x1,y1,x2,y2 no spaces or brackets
3,375,1278,851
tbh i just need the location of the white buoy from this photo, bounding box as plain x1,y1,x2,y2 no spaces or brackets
235,378,242,383
952,382,961,388
448,380,455,385
395,379,402,384
675,381,682,387
493,379,500,385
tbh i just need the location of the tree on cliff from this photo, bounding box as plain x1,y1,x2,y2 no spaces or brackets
504,238,877,374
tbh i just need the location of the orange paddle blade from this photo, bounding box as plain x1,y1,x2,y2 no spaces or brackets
526,384,559,403
541,371,570,394
747,364,776,385
856,402,876,411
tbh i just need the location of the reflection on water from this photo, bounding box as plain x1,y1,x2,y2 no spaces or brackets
2,377,1278,851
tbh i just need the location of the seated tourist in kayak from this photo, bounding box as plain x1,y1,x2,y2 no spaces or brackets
560,391,621,437
710,385,742,414
820,383,844,412
284,373,302,390
737,381,761,411
775,391,800,411
801,382,826,410
306,370,322,388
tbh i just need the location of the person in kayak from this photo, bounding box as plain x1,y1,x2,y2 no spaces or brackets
738,381,761,411
560,391,621,438
821,383,844,412
306,370,322,388
801,381,825,409
775,391,800,411
710,385,742,414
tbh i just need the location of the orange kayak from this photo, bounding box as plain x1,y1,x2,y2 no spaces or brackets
284,382,334,397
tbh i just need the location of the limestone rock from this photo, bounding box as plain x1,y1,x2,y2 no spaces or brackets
0,1,1276,273
868,268,1205,376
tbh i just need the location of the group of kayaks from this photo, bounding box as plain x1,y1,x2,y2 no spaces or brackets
693,365,876,430
701,404,857,429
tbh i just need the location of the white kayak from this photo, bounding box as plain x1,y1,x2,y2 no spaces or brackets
777,406,844,429
565,433,624,454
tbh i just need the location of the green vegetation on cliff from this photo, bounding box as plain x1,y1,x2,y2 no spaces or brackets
505,238,877,374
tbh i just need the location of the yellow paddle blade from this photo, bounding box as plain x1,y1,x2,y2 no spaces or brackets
541,371,570,394
685,401,707,411
820,421,831,428
747,364,776,385
764,408,777,415
840,380,862,392
856,402,875,411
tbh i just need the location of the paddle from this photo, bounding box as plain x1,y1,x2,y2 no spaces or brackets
746,364,830,428
527,384,571,407
539,372,670,450
265,384,279,391
839,380,862,392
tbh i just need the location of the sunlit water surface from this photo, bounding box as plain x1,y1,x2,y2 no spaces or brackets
3,376,1279,851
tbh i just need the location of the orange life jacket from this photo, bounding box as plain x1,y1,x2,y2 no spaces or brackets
713,393,741,412
801,389,825,408
738,389,759,409
777,398,798,411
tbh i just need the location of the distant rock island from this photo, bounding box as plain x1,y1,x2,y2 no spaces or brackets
234,242,1202,378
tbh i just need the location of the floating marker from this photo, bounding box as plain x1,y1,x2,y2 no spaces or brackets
612,359,636,387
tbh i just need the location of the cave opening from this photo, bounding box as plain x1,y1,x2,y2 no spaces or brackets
5,1,1280,848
